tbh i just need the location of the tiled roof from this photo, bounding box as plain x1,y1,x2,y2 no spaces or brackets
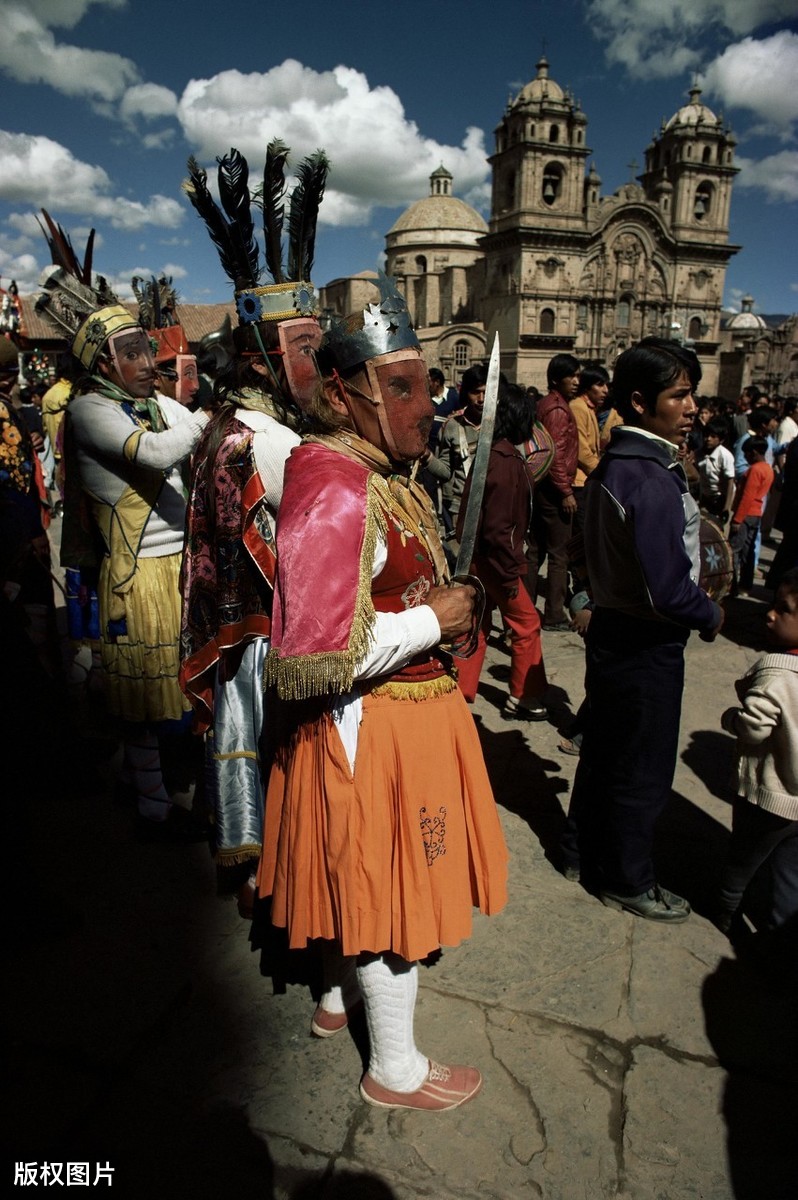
15,295,237,348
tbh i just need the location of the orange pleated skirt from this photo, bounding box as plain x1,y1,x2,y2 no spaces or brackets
257,685,508,962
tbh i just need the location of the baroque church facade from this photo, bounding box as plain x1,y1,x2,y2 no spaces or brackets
335,58,742,394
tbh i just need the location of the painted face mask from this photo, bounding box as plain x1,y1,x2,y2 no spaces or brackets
277,317,322,409
340,350,434,463
107,329,156,399
175,354,199,406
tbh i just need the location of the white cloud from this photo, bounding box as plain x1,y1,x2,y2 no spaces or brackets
586,0,798,77
177,61,490,227
120,83,178,123
0,248,41,294
0,131,184,230
702,32,798,132
161,263,187,279
0,3,139,103
141,128,177,151
735,151,798,202
790,282,798,293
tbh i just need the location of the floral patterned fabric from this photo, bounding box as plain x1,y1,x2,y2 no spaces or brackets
179,414,276,733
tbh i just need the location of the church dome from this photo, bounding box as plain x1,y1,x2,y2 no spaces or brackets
665,84,720,130
726,295,767,332
388,168,487,237
389,195,487,236
514,56,565,105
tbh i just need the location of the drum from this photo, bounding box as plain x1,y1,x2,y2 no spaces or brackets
521,420,555,485
699,515,733,602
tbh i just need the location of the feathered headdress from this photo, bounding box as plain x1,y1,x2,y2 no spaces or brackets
132,274,188,364
182,142,330,327
35,209,138,371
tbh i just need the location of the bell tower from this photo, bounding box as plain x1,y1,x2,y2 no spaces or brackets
489,57,590,235
481,58,591,379
639,84,737,244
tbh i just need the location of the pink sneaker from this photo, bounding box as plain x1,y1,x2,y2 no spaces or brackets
310,1006,348,1038
310,1000,363,1039
359,1061,482,1110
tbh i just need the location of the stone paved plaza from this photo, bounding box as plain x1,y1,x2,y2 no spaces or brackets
6,545,797,1199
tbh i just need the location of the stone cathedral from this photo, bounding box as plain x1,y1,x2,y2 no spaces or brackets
376,57,740,393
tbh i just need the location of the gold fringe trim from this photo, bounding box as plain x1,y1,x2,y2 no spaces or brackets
370,674,457,702
267,476,389,700
215,844,261,867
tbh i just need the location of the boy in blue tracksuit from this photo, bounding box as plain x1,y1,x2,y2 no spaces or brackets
563,337,723,921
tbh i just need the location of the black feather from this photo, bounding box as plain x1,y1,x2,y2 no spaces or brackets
262,138,289,283
83,228,95,286
182,156,242,287
216,148,260,288
286,151,330,282
150,275,162,330
37,209,94,284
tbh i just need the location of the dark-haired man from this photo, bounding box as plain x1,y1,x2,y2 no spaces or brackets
526,353,580,629
570,366,608,531
563,337,723,921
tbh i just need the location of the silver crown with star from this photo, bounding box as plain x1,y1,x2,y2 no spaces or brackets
322,273,419,372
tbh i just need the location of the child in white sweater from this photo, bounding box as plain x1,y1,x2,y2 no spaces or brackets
717,569,798,933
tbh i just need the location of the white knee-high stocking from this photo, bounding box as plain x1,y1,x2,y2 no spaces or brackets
356,953,428,1092
319,943,360,1015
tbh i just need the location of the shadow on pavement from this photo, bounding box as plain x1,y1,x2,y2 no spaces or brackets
702,916,798,1200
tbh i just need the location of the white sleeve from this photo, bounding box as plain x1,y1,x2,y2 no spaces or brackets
352,533,442,681
251,421,301,511
332,534,443,771
354,607,442,680
70,395,208,469
133,409,209,469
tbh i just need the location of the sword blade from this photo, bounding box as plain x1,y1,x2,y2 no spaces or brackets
454,333,501,576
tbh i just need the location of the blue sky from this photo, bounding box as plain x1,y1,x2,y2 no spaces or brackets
1,0,797,316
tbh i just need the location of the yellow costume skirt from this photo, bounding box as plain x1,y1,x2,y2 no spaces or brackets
257,685,509,962
98,551,191,723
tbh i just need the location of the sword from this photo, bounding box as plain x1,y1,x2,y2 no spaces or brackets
454,332,500,577
445,332,500,657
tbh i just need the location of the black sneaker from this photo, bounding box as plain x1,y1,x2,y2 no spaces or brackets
502,698,548,721
599,885,690,922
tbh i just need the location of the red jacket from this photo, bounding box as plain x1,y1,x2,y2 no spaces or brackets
536,389,578,498
458,439,532,588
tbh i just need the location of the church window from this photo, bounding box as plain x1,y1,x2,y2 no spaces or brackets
528,123,535,138
577,300,588,326
503,170,516,210
702,146,712,164
616,296,632,328
415,255,428,273
454,340,469,369
576,129,583,144
688,316,703,340
687,145,692,158
549,125,559,143
542,163,562,206
540,308,555,334
694,182,712,221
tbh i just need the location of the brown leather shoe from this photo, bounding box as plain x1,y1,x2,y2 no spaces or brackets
359,1061,482,1110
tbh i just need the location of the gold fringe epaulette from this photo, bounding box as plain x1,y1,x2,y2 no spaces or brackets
266,647,362,699
266,474,390,700
215,843,262,868
370,674,457,702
